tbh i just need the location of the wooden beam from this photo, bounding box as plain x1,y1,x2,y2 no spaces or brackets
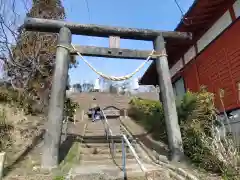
24,18,192,41
70,45,156,60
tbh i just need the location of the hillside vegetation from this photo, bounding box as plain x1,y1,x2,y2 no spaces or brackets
128,87,240,179
0,86,78,178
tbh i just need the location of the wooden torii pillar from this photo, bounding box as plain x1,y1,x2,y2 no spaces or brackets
23,17,192,169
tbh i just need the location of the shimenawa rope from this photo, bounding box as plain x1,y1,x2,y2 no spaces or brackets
57,44,166,81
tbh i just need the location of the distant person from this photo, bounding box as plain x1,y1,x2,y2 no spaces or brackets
91,98,101,122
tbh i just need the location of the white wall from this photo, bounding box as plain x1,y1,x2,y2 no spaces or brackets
184,46,196,65
170,58,183,77
197,10,232,52
233,0,240,18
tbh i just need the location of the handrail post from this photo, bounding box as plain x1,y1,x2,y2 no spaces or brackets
111,137,114,157
122,135,146,172
122,136,127,180
101,109,151,179
101,109,107,138
101,109,115,156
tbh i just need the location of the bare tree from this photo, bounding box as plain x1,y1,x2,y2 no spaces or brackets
0,0,75,112
0,0,31,81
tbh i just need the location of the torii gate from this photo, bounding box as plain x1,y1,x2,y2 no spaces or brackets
23,17,192,169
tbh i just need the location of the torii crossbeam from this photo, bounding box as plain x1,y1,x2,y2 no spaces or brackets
24,18,191,40
23,17,192,169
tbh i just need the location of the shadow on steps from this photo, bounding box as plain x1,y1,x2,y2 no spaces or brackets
65,133,133,143
59,135,75,164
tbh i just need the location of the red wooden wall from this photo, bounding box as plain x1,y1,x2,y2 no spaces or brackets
175,19,240,112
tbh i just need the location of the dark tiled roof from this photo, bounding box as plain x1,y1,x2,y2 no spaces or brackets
140,0,235,85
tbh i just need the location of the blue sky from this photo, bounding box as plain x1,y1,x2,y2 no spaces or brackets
62,0,194,85
8,0,194,85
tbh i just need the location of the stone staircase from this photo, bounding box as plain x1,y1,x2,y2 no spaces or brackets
70,118,159,180
69,92,131,112
67,92,202,180
69,92,159,112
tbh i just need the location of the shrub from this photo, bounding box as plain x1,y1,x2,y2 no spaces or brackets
0,86,79,119
64,98,79,122
53,175,65,180
0,87,36,115
176,91,197,123
128,98,166,142
0,108,13,151
128,87,240,178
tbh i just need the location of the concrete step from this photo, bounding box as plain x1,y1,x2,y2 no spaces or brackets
81,153,135,161
72,168,167,180
85,127,121,132
81,146,129,155
72,163,159,178
67,123,87,135
80,148,131,156
84,132,108,136
81,158,140,166
82,142,120,147
81,142,132,150
87,119,121,125
86,125,105,129
82,138,122,144
85,129,121,134
85,129,105,132
87,121,105,125
83,131,106,135
84,132,122,137
81,136,133,144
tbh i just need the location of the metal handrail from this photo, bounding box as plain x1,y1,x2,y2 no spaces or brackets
101,110,115,156
101,110,113,136
122,134,146,172
100,109,149,180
